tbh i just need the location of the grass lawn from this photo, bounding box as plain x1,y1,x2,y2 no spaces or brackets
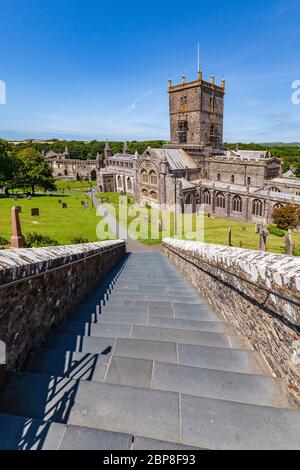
55,180,96,191
0,192,101,246
97,192,300,255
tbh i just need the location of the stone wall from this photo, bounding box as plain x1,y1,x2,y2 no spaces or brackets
0,240,126,385
163,238,300,402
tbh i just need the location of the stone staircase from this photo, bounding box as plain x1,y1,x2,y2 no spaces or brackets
0,252,299,450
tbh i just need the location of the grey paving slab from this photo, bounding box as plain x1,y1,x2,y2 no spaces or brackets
105,356,153,388
173,303,215,314
59,425,132,450
152,362,288,407
68,381,180,443
148,306,175,318
24,349,109,382
178,344,268,375
174,310,219,321
43,333,116,354
0,413,66,450
58,321,132,339
181,395,300,450
149,317,235,334
114,338,177,363
96,313,148,326
100,304,149,314
145,294,201,303
132,436,201,450
109,292,147,300
131,326,243,349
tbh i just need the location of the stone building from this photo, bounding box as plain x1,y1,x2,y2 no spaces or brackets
44,147,97,181
97,71,300,223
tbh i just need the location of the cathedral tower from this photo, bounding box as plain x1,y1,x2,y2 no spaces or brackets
167,71,225,154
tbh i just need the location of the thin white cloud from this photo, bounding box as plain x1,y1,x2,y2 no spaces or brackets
264,1,300,23
127,90,155,112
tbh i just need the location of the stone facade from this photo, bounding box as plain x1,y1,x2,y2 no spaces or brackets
0,240,125,386
44,147,97,181
163,238,300,403
96,72,300,223
168,71,225,150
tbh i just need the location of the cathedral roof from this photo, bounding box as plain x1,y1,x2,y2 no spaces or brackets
150,148,198,170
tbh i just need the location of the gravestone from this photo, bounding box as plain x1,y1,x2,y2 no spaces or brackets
228,227,232,247
62,203,67,209
58,200,62,204
257,224,269,251
285,229,293,256
31,208,39,217
84,202,89,209
81,201,85,206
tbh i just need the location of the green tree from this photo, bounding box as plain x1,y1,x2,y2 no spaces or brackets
17,148,56,195
272,204,300,230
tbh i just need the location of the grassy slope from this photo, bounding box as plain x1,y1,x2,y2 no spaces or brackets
0,192,101,245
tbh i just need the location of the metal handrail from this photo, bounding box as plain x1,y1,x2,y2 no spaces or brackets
0,242,125,290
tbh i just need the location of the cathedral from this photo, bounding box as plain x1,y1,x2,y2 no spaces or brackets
96,71,300,224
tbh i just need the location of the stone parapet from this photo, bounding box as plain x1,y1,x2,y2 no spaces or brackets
163,238,300,402
0,240,126,385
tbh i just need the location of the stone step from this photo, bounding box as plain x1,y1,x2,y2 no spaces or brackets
71,312,148,326
151,361,288,408
148,317,235,334
0,372,299,449
180,395,300,450
43,333,116,354
0,372,181,444
131,325,247,349
0,413,199,450
112,285,196,293
58,321,133,338
27,350,276,407
24,349,110,382
178,343,271,375
114,338,178,364
109,293,204,304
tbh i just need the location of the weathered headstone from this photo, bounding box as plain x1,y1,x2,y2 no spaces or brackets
62,203,67,209
11,206,25,248
285,229,294,256
31,208,39,216
228,226,232,247
258,224,269,251
207,213,211,218
81,201,85,206
58,199,62,204
239,240,243,248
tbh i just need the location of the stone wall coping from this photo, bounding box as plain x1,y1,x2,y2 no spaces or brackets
0,240,125,284
162,238,300,303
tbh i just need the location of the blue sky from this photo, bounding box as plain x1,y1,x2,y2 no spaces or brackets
0,0,299,142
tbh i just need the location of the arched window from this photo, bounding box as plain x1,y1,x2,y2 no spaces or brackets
217,173,221,181
216,192,226,209
231,175,235,184
203,189,211,205
127,177,132,190
252,199,263,216
247,176,251,186
149,170,158,185
141,169,148,183
117,175,123,188
273,203,283,211
270,187,281,193
233,195,242,212
141,188,149,198
185,194,192,204
150,191,158,200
